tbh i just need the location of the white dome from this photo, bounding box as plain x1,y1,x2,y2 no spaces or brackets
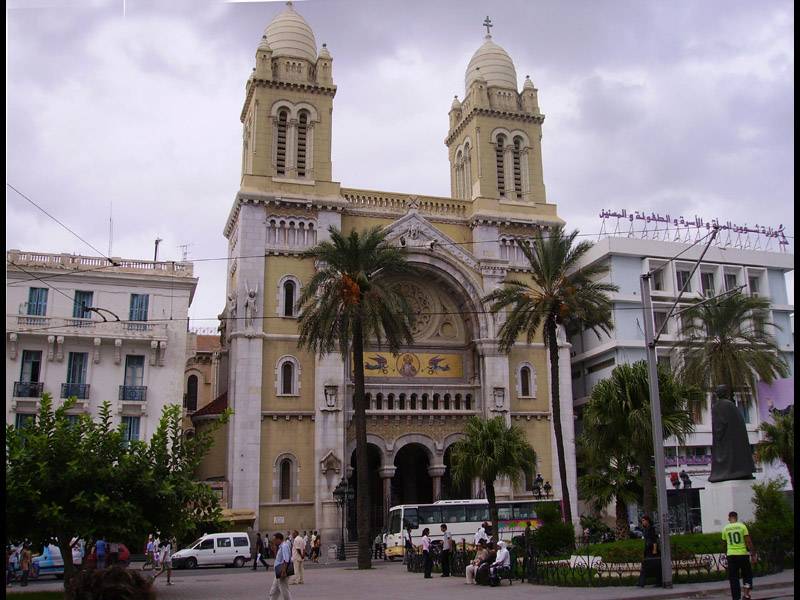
465,35,518,92
265,2,317,63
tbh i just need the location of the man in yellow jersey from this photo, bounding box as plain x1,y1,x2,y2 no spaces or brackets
722,511,755,600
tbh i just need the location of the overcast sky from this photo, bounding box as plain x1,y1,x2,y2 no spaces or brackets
6,0,794,327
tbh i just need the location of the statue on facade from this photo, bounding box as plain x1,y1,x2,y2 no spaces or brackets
244,281,259,329
708,384,755,482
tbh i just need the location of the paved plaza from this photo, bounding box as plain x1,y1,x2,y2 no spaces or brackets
11,562,794,599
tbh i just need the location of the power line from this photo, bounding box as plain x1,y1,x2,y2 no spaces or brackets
7,183,116,265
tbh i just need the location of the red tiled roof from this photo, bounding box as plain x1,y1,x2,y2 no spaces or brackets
191,392,228,419
195,335,221,353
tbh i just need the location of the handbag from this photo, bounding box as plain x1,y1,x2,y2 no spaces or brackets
284,560,294,578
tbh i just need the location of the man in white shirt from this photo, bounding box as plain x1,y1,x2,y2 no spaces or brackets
291,530,305,585
268,533,293,600
474,522,488,546
152,539,173,586
490,541,511,583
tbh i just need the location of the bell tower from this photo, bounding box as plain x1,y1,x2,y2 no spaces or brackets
445,18,546,204
239,1,339,197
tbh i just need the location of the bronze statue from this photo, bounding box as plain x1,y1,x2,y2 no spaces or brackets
708,385,755,482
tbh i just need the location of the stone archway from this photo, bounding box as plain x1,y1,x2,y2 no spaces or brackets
392,443,433,505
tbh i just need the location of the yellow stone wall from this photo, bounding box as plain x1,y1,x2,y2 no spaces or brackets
196,421,229,481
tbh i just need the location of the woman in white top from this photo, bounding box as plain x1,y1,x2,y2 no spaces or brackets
421,528,432,579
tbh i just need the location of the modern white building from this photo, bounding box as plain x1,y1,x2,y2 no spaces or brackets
6,250,198,443
569,235,794,531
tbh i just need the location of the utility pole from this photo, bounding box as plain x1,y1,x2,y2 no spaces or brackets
640,225,718,588
153,237,163,262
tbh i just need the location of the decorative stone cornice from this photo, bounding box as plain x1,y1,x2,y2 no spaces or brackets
240,79,337,122
510,411,551,421
445,107,545,146
261,411,315,421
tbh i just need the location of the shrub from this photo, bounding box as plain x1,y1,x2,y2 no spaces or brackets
533,520,576,556
580,513,615,544
748,477,794,561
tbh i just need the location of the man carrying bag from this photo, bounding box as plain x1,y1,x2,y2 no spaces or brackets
268,533,294,600
637,515,662,588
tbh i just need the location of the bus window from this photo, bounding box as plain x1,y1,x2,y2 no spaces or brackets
497,505,513,521
389,510,402,534
466,505,489,522
513,502,536,520
418,506,442,525
441,506,466,523
403,508,419,529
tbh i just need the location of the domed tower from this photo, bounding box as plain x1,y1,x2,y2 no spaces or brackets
240,1,338,195
445,18,546,204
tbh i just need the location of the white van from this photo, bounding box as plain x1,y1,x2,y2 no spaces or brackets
171,532,251,569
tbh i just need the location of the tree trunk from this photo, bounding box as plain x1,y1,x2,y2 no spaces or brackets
615,497,629,541
546,320,573,525
485,479,500,543
58,536,75,590
352,312,372,569
639,451,655,518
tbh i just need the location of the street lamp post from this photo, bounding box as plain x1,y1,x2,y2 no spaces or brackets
332,478,354,561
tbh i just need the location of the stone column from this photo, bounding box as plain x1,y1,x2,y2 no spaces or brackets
379,466,396,527
428,465,447,501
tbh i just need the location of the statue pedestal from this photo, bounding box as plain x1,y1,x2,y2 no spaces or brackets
700,479,756,532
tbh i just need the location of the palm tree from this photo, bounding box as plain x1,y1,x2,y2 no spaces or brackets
581,361,696,517
577,441,640,541
297,226,416,569
483,227,618,525
448,416,537,541
676,291,789,395
756,406,794,490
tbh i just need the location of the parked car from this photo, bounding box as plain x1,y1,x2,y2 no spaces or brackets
83,543,131,569
9,542,84,580
171,532,251,569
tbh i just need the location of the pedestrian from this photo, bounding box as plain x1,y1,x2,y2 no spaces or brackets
95,537,107,570
253,532,268,570
268,532,293,600
152,538,173,585
403,525,414,565
109,540,119,567
373,532,383,559
144,535,154,570
421,528,432,579
440,524,452,577
636,515,661,588
303,531,309,551
312,531,320,563
723,511,755,600
152,535,161,570
19,543,31,587
474,522,488,546
382,530,388,561
291,530,305,585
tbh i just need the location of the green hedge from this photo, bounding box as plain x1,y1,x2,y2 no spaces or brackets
582,533,725,563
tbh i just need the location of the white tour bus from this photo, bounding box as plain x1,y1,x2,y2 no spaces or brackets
384,499,557,559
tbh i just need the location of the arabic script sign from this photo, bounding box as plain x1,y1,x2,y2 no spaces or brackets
599,208,789,252
359,352,463,378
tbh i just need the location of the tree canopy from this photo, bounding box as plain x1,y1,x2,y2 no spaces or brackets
6,394,229,586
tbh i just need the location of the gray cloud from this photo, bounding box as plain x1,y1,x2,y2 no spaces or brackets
6,0,794,324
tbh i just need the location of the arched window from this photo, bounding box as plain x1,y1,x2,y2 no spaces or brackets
296,111,308,178
455,150,464,199
520,366,531,397
276,110,288,176
279,458,292,500
495,135,506,196
186,374,198,412
281,362,294,395
283,280,296,317
512,137,523,199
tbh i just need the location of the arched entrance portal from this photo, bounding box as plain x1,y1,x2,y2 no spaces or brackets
392,443,432,505
442,444,471,500
347,443,383,542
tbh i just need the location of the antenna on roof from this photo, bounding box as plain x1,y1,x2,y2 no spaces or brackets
178,243,192,262
108,202,113,257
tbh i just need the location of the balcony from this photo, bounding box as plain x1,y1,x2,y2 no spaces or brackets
61,383,90,400
354,387,481,420
13,381,43,398
7,315,167,341
119,386,147,401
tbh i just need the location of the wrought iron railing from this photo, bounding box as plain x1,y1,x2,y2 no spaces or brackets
61,383,90,399
119,385,147,401
13,381,44,398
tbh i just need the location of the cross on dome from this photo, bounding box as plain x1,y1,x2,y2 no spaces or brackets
483,16,493,36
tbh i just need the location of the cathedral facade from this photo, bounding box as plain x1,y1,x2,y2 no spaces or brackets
218,2,578,540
